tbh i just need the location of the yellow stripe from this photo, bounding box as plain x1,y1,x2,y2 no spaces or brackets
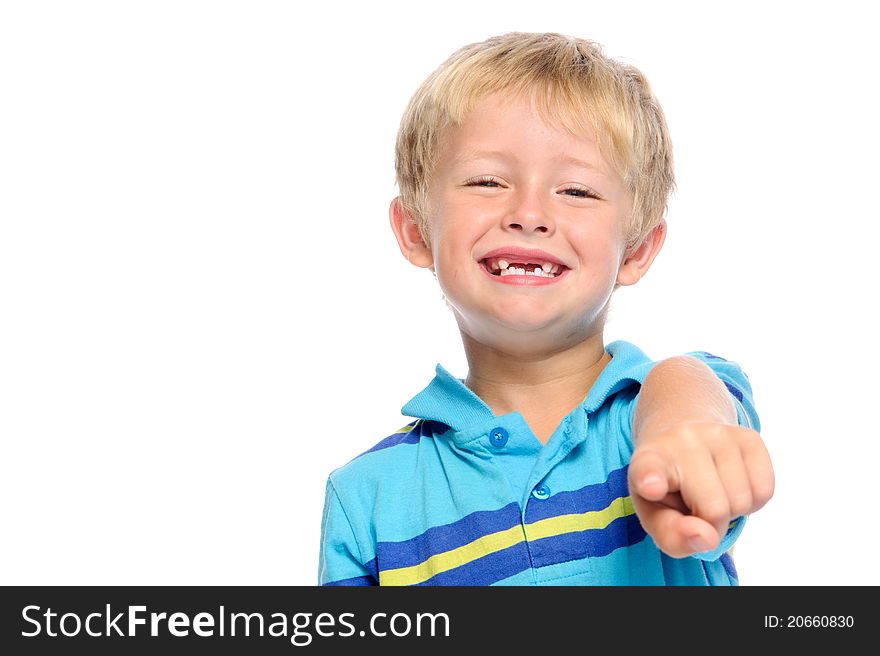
727,518,740,556
379,525,525,586
378,495,636,586
393,420,421,435
525,496,635,541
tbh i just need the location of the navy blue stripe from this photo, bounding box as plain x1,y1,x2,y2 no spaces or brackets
723,381,744,402
415,541,533,586
377,502,522,570
323,556,380,586
529,513,647,568
691,351,727,361
525,466,630,523
719,552,738,581
359,421,421,456
358,419,451,458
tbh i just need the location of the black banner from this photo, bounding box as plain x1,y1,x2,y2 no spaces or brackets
0,586,870,654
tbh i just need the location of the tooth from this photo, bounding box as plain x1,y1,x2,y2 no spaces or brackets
500,268,512,276
542,262,552,273
551,264,560,274
515,267,525,275
498,259,509,270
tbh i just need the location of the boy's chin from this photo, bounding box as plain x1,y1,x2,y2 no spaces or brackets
457,319,599,358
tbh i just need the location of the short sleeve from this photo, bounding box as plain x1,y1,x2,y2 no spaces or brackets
318,479,378,586
686,351,760,433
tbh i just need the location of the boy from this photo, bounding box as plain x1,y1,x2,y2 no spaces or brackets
318,32,773,585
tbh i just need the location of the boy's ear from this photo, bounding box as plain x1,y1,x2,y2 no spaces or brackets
616,220,666,286
389,197,434,269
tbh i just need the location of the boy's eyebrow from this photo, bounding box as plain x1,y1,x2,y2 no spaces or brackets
453,149,606,174
452,149,514,164
556,154,604,173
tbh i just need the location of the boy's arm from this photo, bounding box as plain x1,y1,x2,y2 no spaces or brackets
318,479,378,586
628,356,774,559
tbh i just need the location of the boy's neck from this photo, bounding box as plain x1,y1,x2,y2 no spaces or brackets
462,332,611,444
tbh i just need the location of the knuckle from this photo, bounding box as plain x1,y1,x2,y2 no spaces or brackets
753,479,775,507
739,426,766,450
628,450,649,471
632,444,668,463
695,499,730,525
728,492,753,517
679,423,711,445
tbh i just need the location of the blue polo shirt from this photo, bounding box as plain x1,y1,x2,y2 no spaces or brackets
319,341,759,586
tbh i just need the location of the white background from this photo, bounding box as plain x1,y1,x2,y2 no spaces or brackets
2,1,877,586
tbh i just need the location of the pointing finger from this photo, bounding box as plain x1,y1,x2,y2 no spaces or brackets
629,448,679,502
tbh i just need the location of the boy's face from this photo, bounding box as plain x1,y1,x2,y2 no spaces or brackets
392,92,663,355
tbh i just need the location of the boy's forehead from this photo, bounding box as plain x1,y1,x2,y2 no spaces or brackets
458,91,596,134
440,94,614,176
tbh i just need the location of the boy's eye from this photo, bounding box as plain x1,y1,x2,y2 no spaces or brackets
464,176,504,188
463,177,601,199
561,186,601,199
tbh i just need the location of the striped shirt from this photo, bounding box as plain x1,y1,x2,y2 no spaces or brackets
319,341,759,586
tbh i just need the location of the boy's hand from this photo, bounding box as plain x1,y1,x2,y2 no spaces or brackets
628,421,774,558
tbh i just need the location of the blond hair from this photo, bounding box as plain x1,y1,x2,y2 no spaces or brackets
394,32,675,247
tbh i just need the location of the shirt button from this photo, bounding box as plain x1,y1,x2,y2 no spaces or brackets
532,484,551,500
489,427,509,448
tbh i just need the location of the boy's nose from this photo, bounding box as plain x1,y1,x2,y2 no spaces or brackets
504,193,554,235
505,217,551,233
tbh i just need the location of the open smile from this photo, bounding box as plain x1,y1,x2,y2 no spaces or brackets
478,247,570,286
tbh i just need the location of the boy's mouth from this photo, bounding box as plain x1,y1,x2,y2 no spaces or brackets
481,258,564,278
478,247,569,280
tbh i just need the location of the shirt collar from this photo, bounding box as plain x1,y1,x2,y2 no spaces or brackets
400,340,655,432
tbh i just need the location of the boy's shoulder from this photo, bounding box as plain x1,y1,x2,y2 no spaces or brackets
327,418,449,490
603,341,754,395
